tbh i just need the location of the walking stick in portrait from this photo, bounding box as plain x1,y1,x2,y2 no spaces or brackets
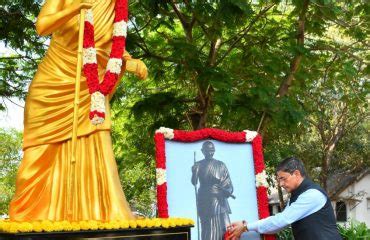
223,186,235,240
68,6,86,219
193,151,201,240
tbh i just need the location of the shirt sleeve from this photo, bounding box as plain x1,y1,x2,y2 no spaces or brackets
247,189,327,234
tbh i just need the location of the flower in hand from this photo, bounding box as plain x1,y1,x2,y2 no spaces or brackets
226,221,247,240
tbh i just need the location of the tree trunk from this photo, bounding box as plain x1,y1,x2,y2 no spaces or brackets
189,89,212,130
321,152,330,191
256,0,310,136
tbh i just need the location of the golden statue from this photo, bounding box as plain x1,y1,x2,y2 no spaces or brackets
9,0,147,221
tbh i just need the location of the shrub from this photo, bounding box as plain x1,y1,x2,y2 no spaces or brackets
276,222,370,240
338,222,370,240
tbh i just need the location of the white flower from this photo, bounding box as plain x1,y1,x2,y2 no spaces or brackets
255,170,269,188
85,9,94,24
113,20,127,37
91,116,104,125
155,127,174,140
90,91,105,125
83,47,97,64
243,130,258,142
156,168,166,186
106,58,122,74
91,91,105,112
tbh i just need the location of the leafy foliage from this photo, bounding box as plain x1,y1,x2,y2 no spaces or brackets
0,128,22,215
278,223,370,240
116,0,370,200
338,222,370,240
277,227,293,240
0,0,46,109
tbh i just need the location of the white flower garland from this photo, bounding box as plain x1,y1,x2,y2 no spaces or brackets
156,168,166,186
255,170,269,188
243,130,258,142
83,47,97,65
85,9,94,24
82,4,128,125
90,91,105,125
106,58,123,74
156,127,174,140
113,20,128,37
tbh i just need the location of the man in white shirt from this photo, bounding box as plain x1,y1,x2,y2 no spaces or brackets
228,157,342,240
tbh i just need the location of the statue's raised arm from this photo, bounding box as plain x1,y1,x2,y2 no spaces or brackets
36,0,93,36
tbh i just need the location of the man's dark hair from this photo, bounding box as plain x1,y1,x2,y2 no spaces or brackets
276,157,307,177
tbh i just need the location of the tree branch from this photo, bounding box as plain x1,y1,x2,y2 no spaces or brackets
169,0,193,42
276,0,309,98
215,3,275,66
310,43,365,63
258,0,310,133
208,38,222,67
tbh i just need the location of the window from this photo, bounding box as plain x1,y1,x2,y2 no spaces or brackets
367,198,370,210
336,201,347,222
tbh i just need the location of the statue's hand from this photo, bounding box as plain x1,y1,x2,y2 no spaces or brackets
125,59,148,80
191,163,199,174
74,0,93,10
211,184,222,195
212,184,233,198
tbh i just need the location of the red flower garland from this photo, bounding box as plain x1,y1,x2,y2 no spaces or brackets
82,0,128,124
173,128,246,142
154,128,275,240
154,133,168,218
252,135,275,240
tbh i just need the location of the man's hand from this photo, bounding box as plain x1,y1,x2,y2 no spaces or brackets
227,221,246,239
125,59,148,80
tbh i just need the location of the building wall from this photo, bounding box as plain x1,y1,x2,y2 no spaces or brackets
336,174,370,226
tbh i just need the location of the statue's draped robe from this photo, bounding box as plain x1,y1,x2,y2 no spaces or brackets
193,159,233,240
9,0,134,221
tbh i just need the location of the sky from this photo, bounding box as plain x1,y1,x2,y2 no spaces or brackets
0,98,24,130
0,41,26,130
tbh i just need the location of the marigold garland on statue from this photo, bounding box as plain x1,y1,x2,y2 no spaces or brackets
82,0,128,125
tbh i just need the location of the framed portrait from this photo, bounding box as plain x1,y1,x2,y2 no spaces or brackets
154,128,275,240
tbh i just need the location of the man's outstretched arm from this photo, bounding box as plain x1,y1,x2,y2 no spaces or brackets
228,189,326,238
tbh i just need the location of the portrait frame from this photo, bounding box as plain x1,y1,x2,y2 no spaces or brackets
154,128,275,240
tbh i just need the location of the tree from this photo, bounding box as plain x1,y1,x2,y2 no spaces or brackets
0,0,46,110
114,0,369,210
302,56,369,189
0,128,22,215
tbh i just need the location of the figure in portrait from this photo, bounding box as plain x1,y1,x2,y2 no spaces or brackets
9,0,147,221
191,141,234,240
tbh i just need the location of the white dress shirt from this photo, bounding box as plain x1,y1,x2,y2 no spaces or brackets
247,189,327,234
